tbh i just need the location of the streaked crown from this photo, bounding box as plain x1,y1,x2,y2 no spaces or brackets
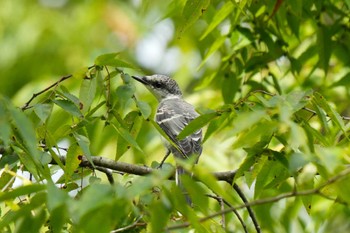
132,74,182,100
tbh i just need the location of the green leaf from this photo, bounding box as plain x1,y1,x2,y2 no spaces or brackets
79,76,97,113
313,92,347,138
33,103,53,123
136,100,152,119
329,72,350,87
65,143,81,179
177,0,210,36
150,119,184,156
0,192,46,229
111,122,143,152
71,184,114,223
317,25,332,74
222,75,240,104
203,112,229,142
53,99,83,118
0,184,45,202
73,133,93,165
0,100,11,147
197,36,226,70
116,111,143,160
254,156,270,198
231,110,266,135
177,111,218,140
94,53,135,68
200,1,234,40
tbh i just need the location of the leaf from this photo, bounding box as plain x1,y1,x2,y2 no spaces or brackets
197,36,226,70
33,103,53,123
65,143,81,179
177,0,210,36
317,25,332,74
53,99,83,118
0,99,11,147
111,122,143,153
231,110,266,135
94,53,135,68
79,77,97,113
177,111,218,140
0,184,45,202
73,133,93,165
222,75,240,104
71,184,114,223
116,111,143,160
329,72,350,87
203,112,229,142
313,92,347,138
136,101,152,119
115,84,136,110
200,1,234,40
254,156,270,198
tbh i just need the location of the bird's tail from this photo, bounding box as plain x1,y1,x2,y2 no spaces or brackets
176,166,192,206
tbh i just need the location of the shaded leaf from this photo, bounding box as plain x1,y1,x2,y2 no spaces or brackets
0,184,45,202
317,25,332,74
136,101,152,119
33,103,53,123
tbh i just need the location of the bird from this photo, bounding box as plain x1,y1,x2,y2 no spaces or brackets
132,74,202,205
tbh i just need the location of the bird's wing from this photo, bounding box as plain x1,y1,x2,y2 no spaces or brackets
156,99,202,159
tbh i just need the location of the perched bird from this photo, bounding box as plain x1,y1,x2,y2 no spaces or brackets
132,74,202,205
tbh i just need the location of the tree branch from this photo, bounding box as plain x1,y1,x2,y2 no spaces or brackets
165,167,350,231
54,155,237,182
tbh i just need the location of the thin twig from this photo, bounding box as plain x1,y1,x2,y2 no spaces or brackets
206,194,247,233
165,167,350,231
110,215,145,233
21,74,72,110
21,65,95,110
53,155,237,182
95,166,114,184
233,183,260,233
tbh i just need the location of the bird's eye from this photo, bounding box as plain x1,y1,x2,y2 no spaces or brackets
154,82,162,88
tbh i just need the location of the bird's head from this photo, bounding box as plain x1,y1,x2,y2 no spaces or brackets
132,74,182,101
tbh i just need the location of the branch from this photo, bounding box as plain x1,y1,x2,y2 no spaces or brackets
206,194,248,233
21,65,95,111
21,74,72,110
55,155,237,182
233,183,260,233
166,167,350,231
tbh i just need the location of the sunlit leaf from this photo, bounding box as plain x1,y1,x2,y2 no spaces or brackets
177,0,210,36
65,143,81,180
73,133,93,165
79,76,97,113
200,1,234,40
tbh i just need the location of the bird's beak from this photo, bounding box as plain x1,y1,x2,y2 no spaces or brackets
131,75,148,85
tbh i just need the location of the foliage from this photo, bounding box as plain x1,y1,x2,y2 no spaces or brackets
1,0,350,232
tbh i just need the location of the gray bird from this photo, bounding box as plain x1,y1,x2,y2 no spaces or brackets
132,74,202,205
